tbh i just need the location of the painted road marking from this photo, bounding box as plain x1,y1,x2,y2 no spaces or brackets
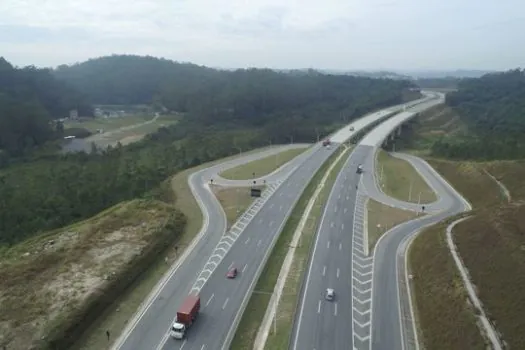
327,241,331,249
337,268,340,278
334,302,338,316
318,300,321,313
242,264,248,273
222,298,229,310
323,266,326,276
339,243,342,251
245,238,250,244
205,294,214,307
257,240,262,247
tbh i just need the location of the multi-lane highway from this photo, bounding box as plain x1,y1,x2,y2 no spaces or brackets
290,93,471,350
112,95,436,350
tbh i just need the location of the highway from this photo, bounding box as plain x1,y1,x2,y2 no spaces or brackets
290,93,469,350
112,95,435,350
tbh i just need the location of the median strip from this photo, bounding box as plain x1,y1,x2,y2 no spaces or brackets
229,145,350,349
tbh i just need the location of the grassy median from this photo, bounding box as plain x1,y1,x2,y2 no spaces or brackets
220,147,307,180
376,150,437,204
211,185,266,228
230,146,349,350
367,199,419,252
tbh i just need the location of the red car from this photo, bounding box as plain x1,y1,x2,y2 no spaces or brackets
226,267,238,279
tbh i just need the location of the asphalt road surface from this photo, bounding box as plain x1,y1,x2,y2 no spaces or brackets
290,92,470,350
112,95,435,350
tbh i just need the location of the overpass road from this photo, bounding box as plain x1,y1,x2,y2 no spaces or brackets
290,93,470,350
112,95,436,350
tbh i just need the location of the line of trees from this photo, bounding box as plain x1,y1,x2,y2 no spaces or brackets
0,58,92,161
430,69,525,159
0,55,418,245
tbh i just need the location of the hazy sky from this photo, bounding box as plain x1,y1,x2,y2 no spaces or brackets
1,0,524,70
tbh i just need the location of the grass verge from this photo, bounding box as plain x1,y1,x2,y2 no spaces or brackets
212,185,265,228
220,147,307,180
72,146,278,350
230,145,349,349
367,199,420,252
409,215,486,350
376,150,437,204
0,199,185,350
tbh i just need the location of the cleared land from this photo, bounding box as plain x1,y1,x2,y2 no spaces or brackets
0,199,184,350
367,199,419,252
75,146,278,350
220,147,307,180
376,150,437,204
231,146,349,350
211,185,265,228
64,115,155,133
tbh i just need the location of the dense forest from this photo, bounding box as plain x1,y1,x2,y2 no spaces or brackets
430,69,525,159
0,58,92,160
0,55,417,245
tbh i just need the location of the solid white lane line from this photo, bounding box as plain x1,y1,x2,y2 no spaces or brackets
322,266,326,276
242,264,248,273
222,298,229,310
337,268,340,278
205,294,214,307
318,300,321,313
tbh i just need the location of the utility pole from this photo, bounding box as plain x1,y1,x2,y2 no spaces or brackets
408,179,413,202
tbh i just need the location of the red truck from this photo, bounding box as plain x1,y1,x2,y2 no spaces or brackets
170,295,201,339
322,138,331,147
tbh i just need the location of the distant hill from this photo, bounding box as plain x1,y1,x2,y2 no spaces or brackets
433,69,525,159
0,57,92,158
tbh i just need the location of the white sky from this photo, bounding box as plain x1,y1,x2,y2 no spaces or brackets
1,0,524,70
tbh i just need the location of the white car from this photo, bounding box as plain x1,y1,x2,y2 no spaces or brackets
325,288,335,301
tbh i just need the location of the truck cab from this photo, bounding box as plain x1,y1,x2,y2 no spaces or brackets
170,322,186,339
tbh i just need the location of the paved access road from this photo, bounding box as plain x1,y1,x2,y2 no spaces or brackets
290,92,470,350
113,95,435,350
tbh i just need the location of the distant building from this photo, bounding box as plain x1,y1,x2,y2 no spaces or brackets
69,109,79,119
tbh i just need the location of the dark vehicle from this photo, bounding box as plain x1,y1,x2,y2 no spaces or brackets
322,139,331,147
356,164,363,174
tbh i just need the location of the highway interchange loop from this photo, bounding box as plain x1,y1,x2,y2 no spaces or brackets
111,92,469,350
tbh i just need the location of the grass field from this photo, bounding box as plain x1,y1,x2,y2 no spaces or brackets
220,147,307,180
367,199,419,252
0,199,182,350
74,146,277,350
64,115,155,132
409,215,486,350
376,150,437,204
407,105,525,348
230,146,349,350
212,185,265,228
